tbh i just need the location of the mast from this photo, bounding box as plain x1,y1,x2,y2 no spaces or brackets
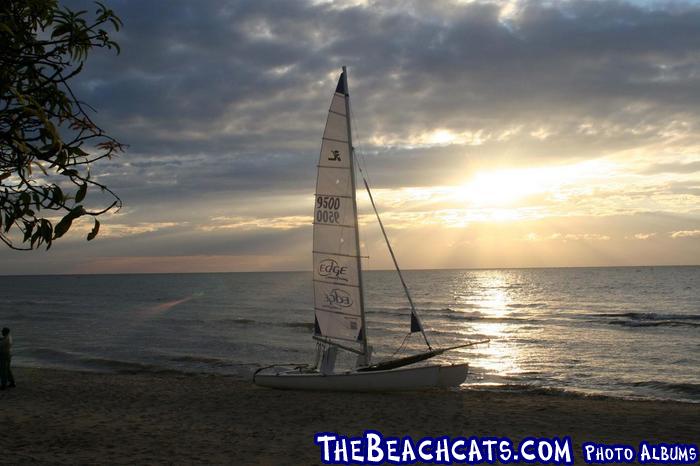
343,66,370,366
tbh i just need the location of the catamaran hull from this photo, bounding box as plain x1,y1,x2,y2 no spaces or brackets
254,363,468,391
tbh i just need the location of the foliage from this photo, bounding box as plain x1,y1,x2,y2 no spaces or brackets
0,0,123,250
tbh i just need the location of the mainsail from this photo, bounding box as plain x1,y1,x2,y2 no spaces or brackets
312,69,367,352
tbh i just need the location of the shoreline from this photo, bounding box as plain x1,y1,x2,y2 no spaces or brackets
14,363,700,405
1,367,698,464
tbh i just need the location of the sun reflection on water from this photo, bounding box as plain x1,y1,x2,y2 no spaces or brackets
454,271,524,380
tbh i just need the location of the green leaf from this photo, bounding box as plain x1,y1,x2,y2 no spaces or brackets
31,230,41,247
52,185,64,205
53,218,72,239
23,222,34,242
75,183,87,203
41,220,53,244
87,219,100,241
53,206,84,239
4,213,12,233
20,192,30,214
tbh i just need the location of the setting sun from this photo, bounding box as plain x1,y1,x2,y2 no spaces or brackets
455,160,614,208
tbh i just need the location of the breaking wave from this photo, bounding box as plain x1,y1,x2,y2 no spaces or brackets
598,312,700,328
629,381,700,398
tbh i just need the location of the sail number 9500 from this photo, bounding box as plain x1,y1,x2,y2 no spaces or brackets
316,196,341,224
316,196,341,210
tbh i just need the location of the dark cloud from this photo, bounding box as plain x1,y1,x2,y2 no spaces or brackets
63,0,700,193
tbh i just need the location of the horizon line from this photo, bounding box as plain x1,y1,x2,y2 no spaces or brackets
1,263,698,278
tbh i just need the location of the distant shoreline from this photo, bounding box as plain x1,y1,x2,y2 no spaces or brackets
2,263,699,277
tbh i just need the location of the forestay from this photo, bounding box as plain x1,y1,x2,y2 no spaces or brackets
312,71,366,346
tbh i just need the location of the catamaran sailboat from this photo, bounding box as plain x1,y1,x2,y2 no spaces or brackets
254,67,486,391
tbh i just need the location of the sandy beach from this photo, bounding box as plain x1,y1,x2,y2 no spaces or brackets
0,367,697,464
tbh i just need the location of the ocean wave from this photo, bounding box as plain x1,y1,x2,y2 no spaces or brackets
74,357,167,374
24,348,169,374
478,284,524,290
169,355,244,367
166,317,206,325
168,316,314,331
607,320,700,328
462,383,612,400
598,312,700,321
0,299,62,306
587,311,700,328
25,347,75,359
0,310,86,321
281,322,315,330
215,318,256,325
24,348,258,375
629,381,700,398
437,314,543,326
368,307,541,324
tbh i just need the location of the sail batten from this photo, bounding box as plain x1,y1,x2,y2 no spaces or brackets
312,69,367,352
315,308,361,317
312,250,361,258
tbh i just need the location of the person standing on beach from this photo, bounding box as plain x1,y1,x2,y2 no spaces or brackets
0,327,15,390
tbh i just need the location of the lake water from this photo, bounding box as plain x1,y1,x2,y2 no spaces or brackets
1,266,698,402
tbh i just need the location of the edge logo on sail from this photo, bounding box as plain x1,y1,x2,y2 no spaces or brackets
319,259,349,282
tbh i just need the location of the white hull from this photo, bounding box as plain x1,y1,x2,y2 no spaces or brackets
254,363,468,391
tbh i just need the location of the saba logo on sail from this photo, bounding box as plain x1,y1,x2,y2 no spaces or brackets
319,259,349,282
324,289,353,308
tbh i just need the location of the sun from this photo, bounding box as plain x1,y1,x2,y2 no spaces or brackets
455,168,548,207
454,160,611,209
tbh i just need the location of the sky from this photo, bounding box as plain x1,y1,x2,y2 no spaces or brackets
2,0,700,274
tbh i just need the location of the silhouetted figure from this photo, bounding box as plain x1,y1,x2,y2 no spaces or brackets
0,327,15,389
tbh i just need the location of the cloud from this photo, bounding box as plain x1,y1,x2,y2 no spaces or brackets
3,0,700,272
642,161,700,174
670,229,700,238
199,215,309,231
70,219,184,238
559,233,611,241
67,0,700,196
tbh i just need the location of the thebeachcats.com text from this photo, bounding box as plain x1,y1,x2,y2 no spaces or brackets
315,431,573,464
314,431,699,465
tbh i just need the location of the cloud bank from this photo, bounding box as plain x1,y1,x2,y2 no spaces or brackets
2,0,699,273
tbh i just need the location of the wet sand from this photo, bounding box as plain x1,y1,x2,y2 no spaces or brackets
1,367,697,465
